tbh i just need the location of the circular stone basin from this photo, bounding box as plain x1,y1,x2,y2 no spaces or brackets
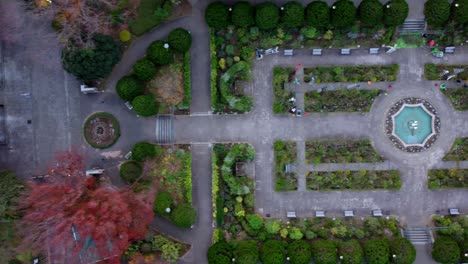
385,98,441,153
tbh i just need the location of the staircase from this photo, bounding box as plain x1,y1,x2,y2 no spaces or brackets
155,115,174,144
398,19,426,33
404,227,432,245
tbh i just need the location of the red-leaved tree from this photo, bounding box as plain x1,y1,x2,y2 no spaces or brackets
17,151,154,263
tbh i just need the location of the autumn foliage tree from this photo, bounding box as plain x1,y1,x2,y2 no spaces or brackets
17,151,154,263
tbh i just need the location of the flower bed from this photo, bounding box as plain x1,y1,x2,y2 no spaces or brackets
304,64,399,83
305,139,383,164
428,169,468,189
83,112,120,149
424,64,468,80
306,170,401,191
304,89,381,112
274,141,297,192
273,67,295,114
443,138,468,161
442,88,468,111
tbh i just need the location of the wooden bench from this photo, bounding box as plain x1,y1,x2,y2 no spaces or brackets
340,48,351,55
315,211,326,218
284,49,294,56
444,46,455,54
311,49,322,56
344,210,354,217
372,209,383,217
369,48,380,55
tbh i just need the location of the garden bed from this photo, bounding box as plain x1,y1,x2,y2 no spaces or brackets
428,169,468,189
304,64,399,83
431,215,467,264
306,170,401,191
305,139,383,164
304,89,381,112
83,112,120,149
424,64,468,81
273,67,296,114
441,88,468,111
443,138,468,161
274,141,298,192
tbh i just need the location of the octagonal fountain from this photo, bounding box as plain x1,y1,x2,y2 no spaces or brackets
385,98,441,152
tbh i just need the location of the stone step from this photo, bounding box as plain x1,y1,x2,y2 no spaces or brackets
155,115,174,144
404,227,431,245
398,19,426,33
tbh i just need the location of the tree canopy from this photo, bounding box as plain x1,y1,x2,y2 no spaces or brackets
281,1,305,28
168,28,192,53
331,0,357,28
305,1,330,29
132,94,159,116
255,2,280,30
452,0,468,24
116,75,145,101
383,0,409,26
359,0,384,25
425,0,451,26
205,2,229,29
231,1,255,27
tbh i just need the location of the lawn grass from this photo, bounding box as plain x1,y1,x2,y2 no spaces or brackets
441,88,468,111
129,0,171,36
443,138,468,161
306,139,383,164
304,89,381,112
274,141,298,192
428,169,468,189
306,170,401,191
303,64,398,83
273,67,295,114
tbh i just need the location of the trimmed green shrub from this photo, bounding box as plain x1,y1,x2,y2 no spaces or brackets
288,227,304,240
383,0,409,26
364,238,390,264
119,161,143,183
425,0,451,26
232,1,255,27
389,238,416,264
133,58,156,81
116,75,145,101
255,2,280,30
132,142,156,162
305,1,330,29
312,240,337,264
119,30,131,42
205,2,229,29
431,236,460,264
452,0,468,24
171,203,197,228
287,240,312,264
359,0,384,25
265,220,281,234
147,40,174,65
338,240,364,264
153,192,173,216
168,28,192,53
331,0,356,28
132,94,158,116
62,34,121,82
281,1,305,28
246,214,263,230
261,240,286,264
208,242,232,264
234,240,259,264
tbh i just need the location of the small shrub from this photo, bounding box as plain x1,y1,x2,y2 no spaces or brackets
425,0,451,26
288,227,304,240
133,58,156,81
246,214,263,230
305,1,330,29
119,30,131,42
331,0,356,28
232,1,255,27
256,2,280,30
432,236,460,264
205,2,229,29
132,94,158,116
364,238,390,264
171,203,197,228
147,40,174,65
265,220,281,234
116,75,144,101
119,161,142,183
168,28,192,53
153,192,173,216
132,142,156,162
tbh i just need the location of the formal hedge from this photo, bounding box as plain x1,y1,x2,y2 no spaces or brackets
359,0,384,25
205,2,229,29
281,1,305,28
331,0,356,28
425,0,451,26
432,236,460,264
119,161,143,183
232,1,255,28
255,2,280,30
116,75,145,101
305,1,330,29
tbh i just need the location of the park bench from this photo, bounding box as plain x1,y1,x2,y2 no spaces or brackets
444,46,455,54
315,211,326,218
124,151,132,160
344,210,354,217
284,49,294,56
372,209,383,217
125,101,133,110
287,211,297,218
369,48,380,55
80,84,99,94
311,49,322,56
285,164,295,173
86,168,104,176
448,208,460,215
340,48,351,55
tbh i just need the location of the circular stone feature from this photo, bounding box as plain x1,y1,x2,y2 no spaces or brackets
385,98,440,152
84,112,120,149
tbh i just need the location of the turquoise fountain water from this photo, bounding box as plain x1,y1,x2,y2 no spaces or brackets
394,105,433,145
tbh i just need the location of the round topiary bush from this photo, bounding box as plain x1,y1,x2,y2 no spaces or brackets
389,237,416,264
452,0,468,25
83,112,120,149
234,240,259,264
133,58,156,81
116,75,144,101
338,239,364,264
153,192,173,216
331,0,356,28
171,203,197,228
432,236,460,264
232,1,255,27
168,28,192,53
281,1,305,28
132,142,156,162
246,214,264,230
205,2,229,29
287,240,312,264
383,0,409,27
364,238,390,264
131,95,158,117
260,240,286,264
359,0,384,25
305,1,330,29
255,2,280,30
208,242,233,264
311,240,337,264
147,40,174,65
119,30,131,42
119,161,142,183
425,0,451,26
